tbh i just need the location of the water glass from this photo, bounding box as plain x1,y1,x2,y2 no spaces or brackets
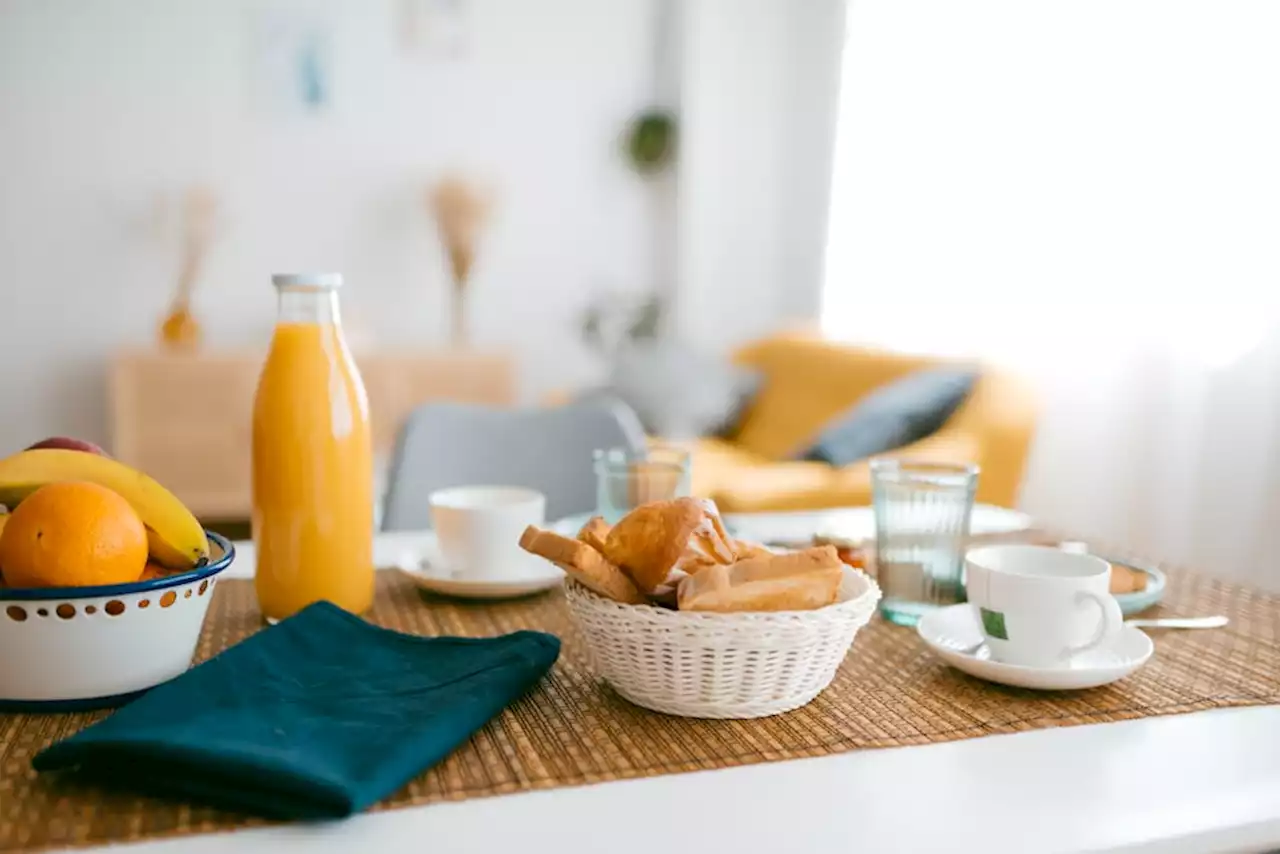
593,446,692,524
871,459,979,626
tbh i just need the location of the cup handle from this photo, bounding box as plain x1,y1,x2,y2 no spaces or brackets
1066,590,1124,659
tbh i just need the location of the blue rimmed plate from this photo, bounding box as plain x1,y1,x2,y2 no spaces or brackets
1105,556,1166,616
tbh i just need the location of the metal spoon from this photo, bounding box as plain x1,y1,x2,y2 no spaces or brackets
1124,615,1229,629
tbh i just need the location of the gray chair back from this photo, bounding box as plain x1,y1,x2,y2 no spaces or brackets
381,399,647,531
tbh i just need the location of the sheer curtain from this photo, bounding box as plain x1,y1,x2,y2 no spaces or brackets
822,1,1280,588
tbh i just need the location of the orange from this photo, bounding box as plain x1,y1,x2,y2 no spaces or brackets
0,481,148,588
141,561,170,581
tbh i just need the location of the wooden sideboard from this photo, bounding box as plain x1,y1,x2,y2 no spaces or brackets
109,349,516,520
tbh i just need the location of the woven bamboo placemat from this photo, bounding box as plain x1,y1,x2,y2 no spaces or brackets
1,563,1277,852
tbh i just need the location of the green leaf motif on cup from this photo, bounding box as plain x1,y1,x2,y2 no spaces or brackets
980,607,1009,640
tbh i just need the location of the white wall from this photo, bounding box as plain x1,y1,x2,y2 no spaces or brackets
0,0,659,453
674,0,846,351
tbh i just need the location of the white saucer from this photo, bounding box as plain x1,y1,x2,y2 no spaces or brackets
395,533,564,601
917,604,1154,690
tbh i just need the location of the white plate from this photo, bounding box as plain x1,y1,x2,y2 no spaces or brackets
394,532,564,601
917,603,1154,690
723,503,1033,546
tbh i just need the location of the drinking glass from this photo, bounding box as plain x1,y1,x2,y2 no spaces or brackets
871,459,979,626
593,446,692,524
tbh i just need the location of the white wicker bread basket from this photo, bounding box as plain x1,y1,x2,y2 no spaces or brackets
564,565,881,719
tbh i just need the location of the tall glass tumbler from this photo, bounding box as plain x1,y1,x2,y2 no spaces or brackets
871,459,979,626
593,446,692,524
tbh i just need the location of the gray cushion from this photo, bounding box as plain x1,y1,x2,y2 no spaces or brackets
800,368,977,465
584,341,760,440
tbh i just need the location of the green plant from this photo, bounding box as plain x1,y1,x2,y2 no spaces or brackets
624,110,676,175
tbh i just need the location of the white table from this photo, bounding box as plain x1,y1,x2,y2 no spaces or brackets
76,522,1280,854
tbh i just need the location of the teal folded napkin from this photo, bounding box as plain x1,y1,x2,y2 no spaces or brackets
33,601,560,819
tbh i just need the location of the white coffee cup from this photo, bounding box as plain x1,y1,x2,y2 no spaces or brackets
429,486,546,580
965,544,1124,667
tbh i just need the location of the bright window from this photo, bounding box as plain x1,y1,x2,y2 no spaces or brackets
821,1,1280,372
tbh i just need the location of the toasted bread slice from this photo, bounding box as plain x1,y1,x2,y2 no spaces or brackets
686,498,736,563
731,539,774,561
519,525,647,605
689,525,736,564
661,498,737,577
603,497,705,593
728,545,842,583
676,554,721,576
676,529,738,575
576,516,612,553
677,546,844,613
695,498,733,544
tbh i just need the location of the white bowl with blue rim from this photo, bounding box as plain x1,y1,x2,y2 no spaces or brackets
0,531,235,711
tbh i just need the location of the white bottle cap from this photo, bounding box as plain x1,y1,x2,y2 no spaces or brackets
271,272,343,289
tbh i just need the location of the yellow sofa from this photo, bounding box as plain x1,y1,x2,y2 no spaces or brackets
686,332,1038,513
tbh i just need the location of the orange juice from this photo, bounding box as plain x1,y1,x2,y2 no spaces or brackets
251,273,374,621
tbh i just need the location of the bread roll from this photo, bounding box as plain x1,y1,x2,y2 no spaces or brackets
602,497,706,593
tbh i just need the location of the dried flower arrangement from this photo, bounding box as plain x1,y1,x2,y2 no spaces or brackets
157,187,219,351
427,176,492,347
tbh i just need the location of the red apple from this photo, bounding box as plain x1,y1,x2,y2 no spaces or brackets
26,436,109,457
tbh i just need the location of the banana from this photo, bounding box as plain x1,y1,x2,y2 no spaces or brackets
0,449,209,570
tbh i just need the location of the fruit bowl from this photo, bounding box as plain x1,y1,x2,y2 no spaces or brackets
0,531,234,711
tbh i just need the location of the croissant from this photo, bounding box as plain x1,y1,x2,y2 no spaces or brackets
602,497,705,593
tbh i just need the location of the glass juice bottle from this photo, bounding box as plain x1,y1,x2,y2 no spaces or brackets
251,273,374,622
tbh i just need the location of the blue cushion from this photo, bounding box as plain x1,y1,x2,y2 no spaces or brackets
800,368,977,465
